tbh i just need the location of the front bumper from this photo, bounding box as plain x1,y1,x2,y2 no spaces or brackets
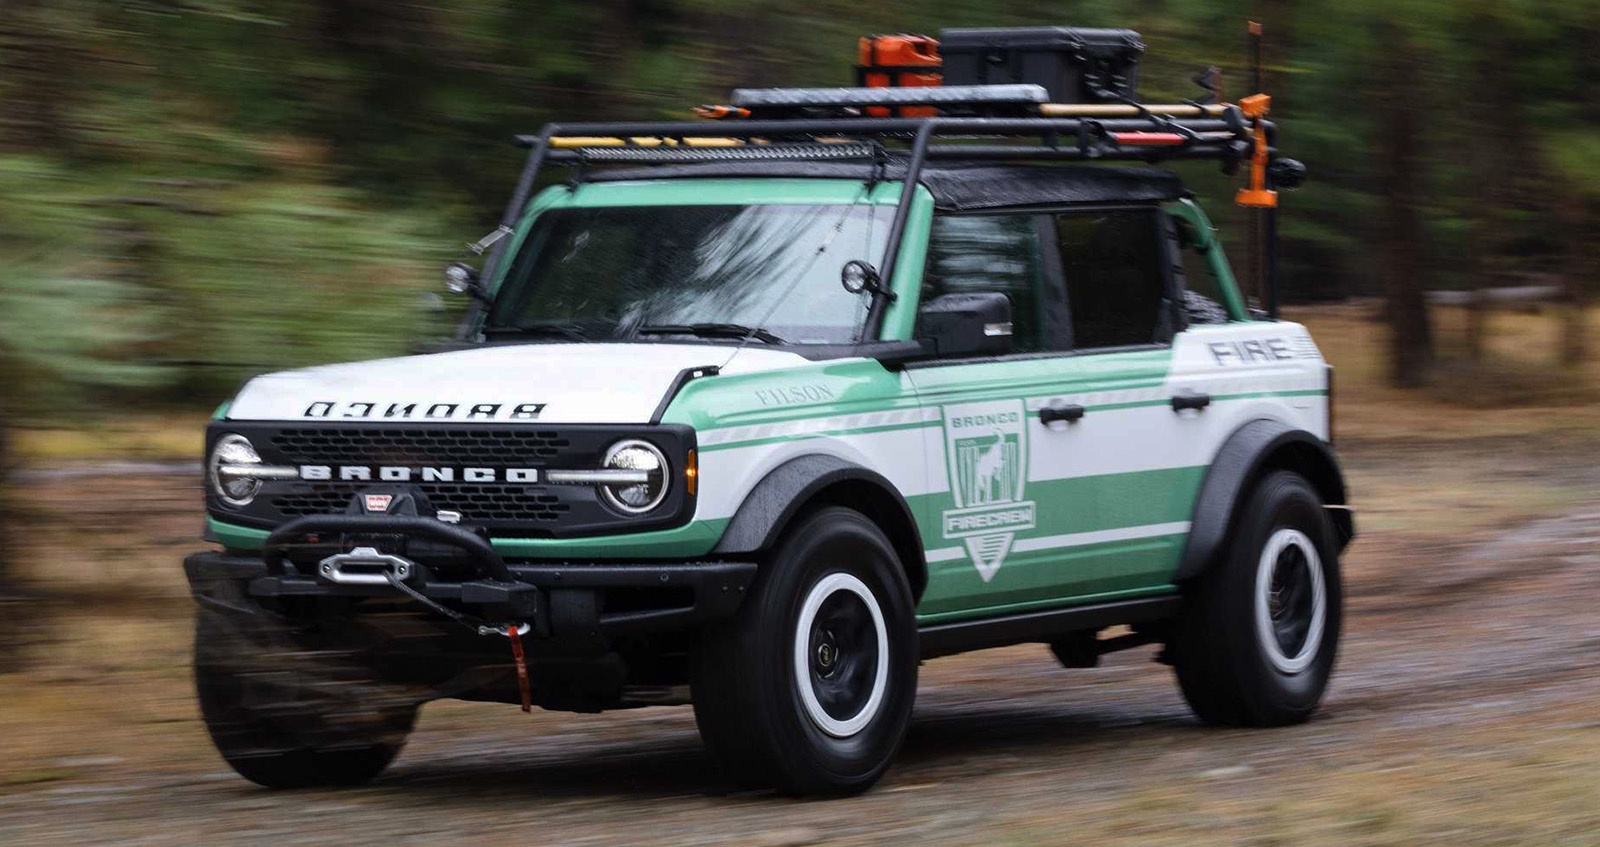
185,551,758,712
185,514,756,712
186,507,757,643
186,553,756,635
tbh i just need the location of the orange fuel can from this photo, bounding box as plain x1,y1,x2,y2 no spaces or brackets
856,34,942,117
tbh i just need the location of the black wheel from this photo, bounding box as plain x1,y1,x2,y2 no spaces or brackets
691,506,917,796
193,606,418,789
1170,470,1342,727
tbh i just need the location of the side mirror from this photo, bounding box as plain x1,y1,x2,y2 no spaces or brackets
443,262,488,302
916,292,1013,358
841,259,893,300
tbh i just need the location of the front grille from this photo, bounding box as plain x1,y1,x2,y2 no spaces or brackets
270,427,572,465
209,421,696,538
265,428,579,527
272,483,570,523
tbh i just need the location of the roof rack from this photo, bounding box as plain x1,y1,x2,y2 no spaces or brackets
469,18,1307,336
503,87,1270,211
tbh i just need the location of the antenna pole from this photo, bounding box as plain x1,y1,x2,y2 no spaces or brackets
1246,19,1281,319
1249,20,1263,93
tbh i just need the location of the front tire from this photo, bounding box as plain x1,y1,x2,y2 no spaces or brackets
691,506,918,796
193,606,418,789
1170,470,1342,726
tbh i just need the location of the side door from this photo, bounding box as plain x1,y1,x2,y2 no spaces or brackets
908,206,1203,622
1027,207,1219,600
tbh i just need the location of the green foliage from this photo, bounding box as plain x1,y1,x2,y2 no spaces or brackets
0,153,450,415
1,0,1597,416
0,156,162,413
143,180,452,397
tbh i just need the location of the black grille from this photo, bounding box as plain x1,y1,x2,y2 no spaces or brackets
265,428,576,527
272,483,571,524
270,427,571,465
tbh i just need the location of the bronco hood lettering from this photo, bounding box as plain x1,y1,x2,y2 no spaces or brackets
225,343,812,424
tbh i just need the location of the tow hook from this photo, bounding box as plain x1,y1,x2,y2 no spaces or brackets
375,569,535,713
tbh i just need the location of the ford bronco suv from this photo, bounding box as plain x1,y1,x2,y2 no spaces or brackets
185,27,1351,797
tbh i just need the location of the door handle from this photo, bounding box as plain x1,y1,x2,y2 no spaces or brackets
1038,403,1086,425
1170,391,1211,412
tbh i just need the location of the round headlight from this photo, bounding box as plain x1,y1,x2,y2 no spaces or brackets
601,440,668,513
208,434,264,507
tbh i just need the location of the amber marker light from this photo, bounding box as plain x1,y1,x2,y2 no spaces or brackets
685,449,698,496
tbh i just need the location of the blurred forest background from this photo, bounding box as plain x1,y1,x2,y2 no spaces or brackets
2,1,1600,648
7,6,1600,826
2,0,1598,412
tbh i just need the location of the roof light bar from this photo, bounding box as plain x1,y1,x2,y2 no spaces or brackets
729,84,1049,110
566,142,879,163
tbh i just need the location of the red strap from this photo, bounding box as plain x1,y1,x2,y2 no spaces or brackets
508,625,531,713
1111,131,1187,147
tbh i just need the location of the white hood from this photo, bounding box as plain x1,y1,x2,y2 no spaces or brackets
226,343,812,424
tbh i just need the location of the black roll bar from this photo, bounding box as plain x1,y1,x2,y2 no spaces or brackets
458,107,1266,341
863,120,936,340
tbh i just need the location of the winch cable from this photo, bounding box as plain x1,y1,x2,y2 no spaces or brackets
382,570,534,712
719,180,874,370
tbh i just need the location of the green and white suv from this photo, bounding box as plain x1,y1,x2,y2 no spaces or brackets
186,87,1352,796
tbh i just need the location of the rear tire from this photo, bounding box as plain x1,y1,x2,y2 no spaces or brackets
1170,470,1342,726
691,506,918,796
194,606,418,789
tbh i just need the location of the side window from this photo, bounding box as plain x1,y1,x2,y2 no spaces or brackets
1172,216,1235,325
1056,209,1175,349
920,213,1052,354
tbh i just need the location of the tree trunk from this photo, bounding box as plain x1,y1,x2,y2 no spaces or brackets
1374,19,1433,387
0,406,20,674
0,1,74,153
1561,198,1594,367
1562,10,1600,367
1462,6,1524,361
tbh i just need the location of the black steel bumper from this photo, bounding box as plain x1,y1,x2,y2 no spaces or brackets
187,514,756,712
184,551,757,638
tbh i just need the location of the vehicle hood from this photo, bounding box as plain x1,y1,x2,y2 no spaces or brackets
225,343,812,425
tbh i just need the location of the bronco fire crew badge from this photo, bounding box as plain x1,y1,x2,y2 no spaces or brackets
941,400,1036,582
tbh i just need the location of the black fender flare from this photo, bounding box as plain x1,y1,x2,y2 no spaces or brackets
1175,419,1354,583
711,454,928,599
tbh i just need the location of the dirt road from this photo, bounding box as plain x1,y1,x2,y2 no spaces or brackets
4,457,1600,846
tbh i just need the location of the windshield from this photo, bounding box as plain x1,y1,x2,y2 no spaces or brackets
485,203,888,344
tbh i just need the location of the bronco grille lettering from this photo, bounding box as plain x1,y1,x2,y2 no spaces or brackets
298,465,539,484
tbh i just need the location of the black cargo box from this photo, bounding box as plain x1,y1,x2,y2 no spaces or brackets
939,27,1144,104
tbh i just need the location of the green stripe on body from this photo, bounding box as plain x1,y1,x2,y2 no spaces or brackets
700,420,940,453
208,516,726,559
917,583,1179,625
698,389,1328,452
908,377,1170,408
910,465,1205,618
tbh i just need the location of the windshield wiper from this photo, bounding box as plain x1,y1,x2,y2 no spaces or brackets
483,323,588,342
635,323,787,344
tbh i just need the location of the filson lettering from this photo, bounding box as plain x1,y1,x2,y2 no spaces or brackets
301,401,546,421
754,384,836,407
